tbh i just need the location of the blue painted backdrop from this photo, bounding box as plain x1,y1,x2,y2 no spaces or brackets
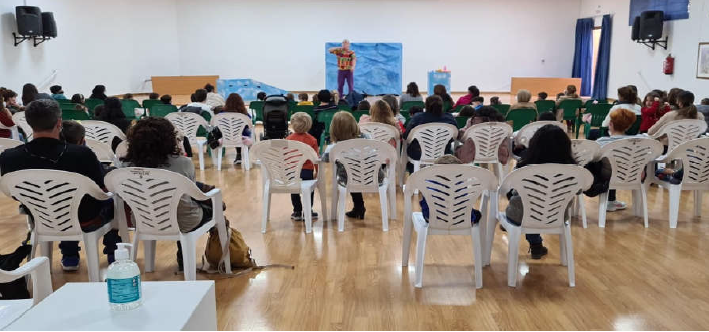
629,0,689,25
325,42,402,95
216,78,289,102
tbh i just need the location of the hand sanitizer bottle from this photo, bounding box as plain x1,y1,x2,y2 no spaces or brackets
107,243,142,311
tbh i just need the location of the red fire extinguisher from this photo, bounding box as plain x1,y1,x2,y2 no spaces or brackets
663,54,674,75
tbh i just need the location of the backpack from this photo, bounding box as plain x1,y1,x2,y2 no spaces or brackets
204,219,257,271
0,234,32,300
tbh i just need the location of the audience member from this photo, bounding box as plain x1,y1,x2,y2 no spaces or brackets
489,96,501,105
286,93,295,102
61,120,86,146
120,117,215,270
433,84,454,110
400,82,423,105
160,94,172,105
359,100,402,143
90,85,107,100
204,83,225,108
183,89,214,118
3,89,21,113
298,93,313,106
382,94,405,128
286,112,320,221
537,92,548,101
50,85,67,100
648,91,705,144
454,85,480,107
98,97,132,149
71,93,89,114
509,89,538,112
123,93,134,100
404,95,457,163
555,85,580,106
697,98,709,130
600,86,641,129
0,99,15,138
667,88,683,110
597,108,638,212
458,105,476,117
93,105,105,118
223,93,253,163
471,96,484,110
148,92,160,100
419,155,482,223
408,105,423,117
456,106,509,164
627,85,642,105
256,92,267,101
640,92,670,133
309,89,338,142
21,83,39,106
357,100,370,111
0,99,121,270
538,111,556,121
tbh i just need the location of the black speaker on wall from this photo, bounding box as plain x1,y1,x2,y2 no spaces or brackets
631,16,640,41
41,12,57,38
15,6,42,36
639,10,664,40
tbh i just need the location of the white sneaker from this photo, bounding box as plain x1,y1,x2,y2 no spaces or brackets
606,200,627,212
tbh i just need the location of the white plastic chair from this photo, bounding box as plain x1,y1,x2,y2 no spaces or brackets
115,140,128,160
0,137,22,153
402,165,497,288
251,140,327,234
85,138,118,165
400,123,457,185
490,164,592,287
0,120,20,141
0,170,118,282
513,121,566,150
570,139,601,228
166,112,210,171
211,113,253,171
359,123,401,184
650,137,709,228
12,112,31,141
462,122,513,185
598,138,663,228
80,120,126,146
650,119,708,153
0,257,53,330
105,168,231,280
329,139,398,232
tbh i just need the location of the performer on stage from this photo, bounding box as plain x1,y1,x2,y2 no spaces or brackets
329,39,356,96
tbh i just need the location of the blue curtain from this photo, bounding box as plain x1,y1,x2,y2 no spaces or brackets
592,15,612,100
572,18,594,96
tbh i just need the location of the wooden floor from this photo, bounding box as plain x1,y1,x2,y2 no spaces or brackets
2,136,709,330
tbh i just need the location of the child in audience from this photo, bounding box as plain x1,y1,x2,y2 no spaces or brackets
322,111,379,219
61,120,86,146
419,155,482,223
649,91,705,143
297,93,313,106
456,106,510,164
596,108,639,212
0,100,15,139
312,94,320,105
408,105,423,117
697,98,709,129
50,85,67,100
640,92,670,133
148,92,159,100
357,100,370,111
359,100,401,145
286,93,295,102
3,90,22,113
458,105,476,117
509,89,537,112
256,92,267,101
454,85,480,108
505,124,578,258
123,93,134,100
71,93,89,114
471,96,484,110
588,86,641,140
286,112,320,221
556,85,580,106
382,94,405,128
489,96,501,106
537,92,548,101
434,85,454,110
160,94,172,105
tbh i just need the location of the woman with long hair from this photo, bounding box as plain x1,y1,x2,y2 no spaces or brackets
649,90,705,137
98,97,132,149
222,93,252,163
121,117,214,270
21,83,38,106
90,85,107,100
400,82,423,105
433,84,454,109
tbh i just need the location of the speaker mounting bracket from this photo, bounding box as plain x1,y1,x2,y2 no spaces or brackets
32,36,51,47
12,32,31,47
637,37,668,51
12,32,52,47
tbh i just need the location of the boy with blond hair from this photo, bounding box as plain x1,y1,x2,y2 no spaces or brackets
286,112,320,221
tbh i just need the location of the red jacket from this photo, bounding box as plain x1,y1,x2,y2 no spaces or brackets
640,101,670,133
0,110,15,138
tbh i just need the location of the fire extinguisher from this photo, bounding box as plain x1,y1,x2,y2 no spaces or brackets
663,54,674,75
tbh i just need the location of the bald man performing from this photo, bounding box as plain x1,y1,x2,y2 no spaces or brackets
329,39,356,96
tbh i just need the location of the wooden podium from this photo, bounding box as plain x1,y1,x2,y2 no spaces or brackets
510,77,582,96
151,75,219,95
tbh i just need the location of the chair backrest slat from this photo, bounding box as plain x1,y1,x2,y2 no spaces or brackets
329,139,397,192
514,121,565,148
406,123,457,163
211,113,251,147
463,122,513,163
666,137,709,187
166,112,209,140
81,120,126,145
600,138,663,185
654,119,708,152
251,140,318,190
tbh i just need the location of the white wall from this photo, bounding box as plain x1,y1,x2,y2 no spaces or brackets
579,0,709,98
0,0,180,96
175,0,581,92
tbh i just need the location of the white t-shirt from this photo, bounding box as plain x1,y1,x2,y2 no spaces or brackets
601,103,642,128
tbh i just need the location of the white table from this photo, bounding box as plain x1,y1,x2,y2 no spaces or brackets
7,281,217,331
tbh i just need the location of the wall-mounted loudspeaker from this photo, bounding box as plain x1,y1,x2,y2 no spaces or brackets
639,10,664,40
41,12,57,38
631,16,640,41
15,6,42,36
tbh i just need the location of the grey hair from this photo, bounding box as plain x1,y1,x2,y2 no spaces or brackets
26,99,61,132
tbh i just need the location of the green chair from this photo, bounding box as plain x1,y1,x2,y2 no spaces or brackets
56,98,74,105
535,100,556,114
454,105,467,113
316,109,338,153
625,115,642,135
249,101,264,123
491,104,511,116
121,99,141,120
84,98,104,112
505,108,538,131
443,101,453,113
400,110,411,128
150,104,178,118
337,104,352,111
61,104,91,121
582,103,612,139
401,101,424,111
142,99,161,110
352,110,368,122
558,99,583,133
290,104,315,121
455,116,470,129
584,99,608,110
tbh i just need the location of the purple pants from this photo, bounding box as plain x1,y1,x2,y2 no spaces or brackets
337,69,354,96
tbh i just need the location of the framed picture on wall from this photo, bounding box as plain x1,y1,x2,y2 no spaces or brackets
697,43,709,79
